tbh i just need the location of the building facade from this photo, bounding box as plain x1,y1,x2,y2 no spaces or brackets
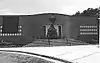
0,13,99,44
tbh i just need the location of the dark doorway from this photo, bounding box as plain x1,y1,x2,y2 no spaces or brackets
47,24,58,39
43,25,62,39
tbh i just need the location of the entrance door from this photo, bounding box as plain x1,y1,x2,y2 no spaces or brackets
43,24,62,39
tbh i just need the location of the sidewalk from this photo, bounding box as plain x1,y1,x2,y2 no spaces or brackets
0,45,99,63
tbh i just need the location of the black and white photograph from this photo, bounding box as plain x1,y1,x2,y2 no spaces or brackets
0,0,99,63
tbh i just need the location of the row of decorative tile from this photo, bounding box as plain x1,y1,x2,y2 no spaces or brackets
80,26,97,28
0,33,22,36
80,32,98,35
0,26,22,28
0,29,22,32
80,29,97,31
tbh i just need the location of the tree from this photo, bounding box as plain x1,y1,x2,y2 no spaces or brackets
73,7,99,16
74,11,81,16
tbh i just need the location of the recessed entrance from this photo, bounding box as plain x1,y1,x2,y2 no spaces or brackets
43,24,62,39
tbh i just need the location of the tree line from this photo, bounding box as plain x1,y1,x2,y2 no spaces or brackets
72,7,99,16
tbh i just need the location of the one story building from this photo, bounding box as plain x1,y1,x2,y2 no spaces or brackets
0,13,99,45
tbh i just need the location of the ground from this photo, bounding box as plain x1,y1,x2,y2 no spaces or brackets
23,39,90,47
0,45,99,63
0,51,54,63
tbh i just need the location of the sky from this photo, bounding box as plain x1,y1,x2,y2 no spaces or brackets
0,0,100,15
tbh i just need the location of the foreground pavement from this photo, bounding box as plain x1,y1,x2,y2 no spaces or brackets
0,45,100,63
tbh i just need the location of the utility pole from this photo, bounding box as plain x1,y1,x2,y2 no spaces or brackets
98,7,100,48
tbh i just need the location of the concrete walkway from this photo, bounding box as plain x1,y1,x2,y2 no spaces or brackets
0,45,99,63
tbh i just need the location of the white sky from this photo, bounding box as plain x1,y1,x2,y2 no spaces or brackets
0,0,100,15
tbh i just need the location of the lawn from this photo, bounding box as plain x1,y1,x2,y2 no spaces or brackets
0,51,54,63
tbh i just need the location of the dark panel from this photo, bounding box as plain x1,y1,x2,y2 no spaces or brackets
58,26,61,38
43,26,46,37
2,16,19,33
